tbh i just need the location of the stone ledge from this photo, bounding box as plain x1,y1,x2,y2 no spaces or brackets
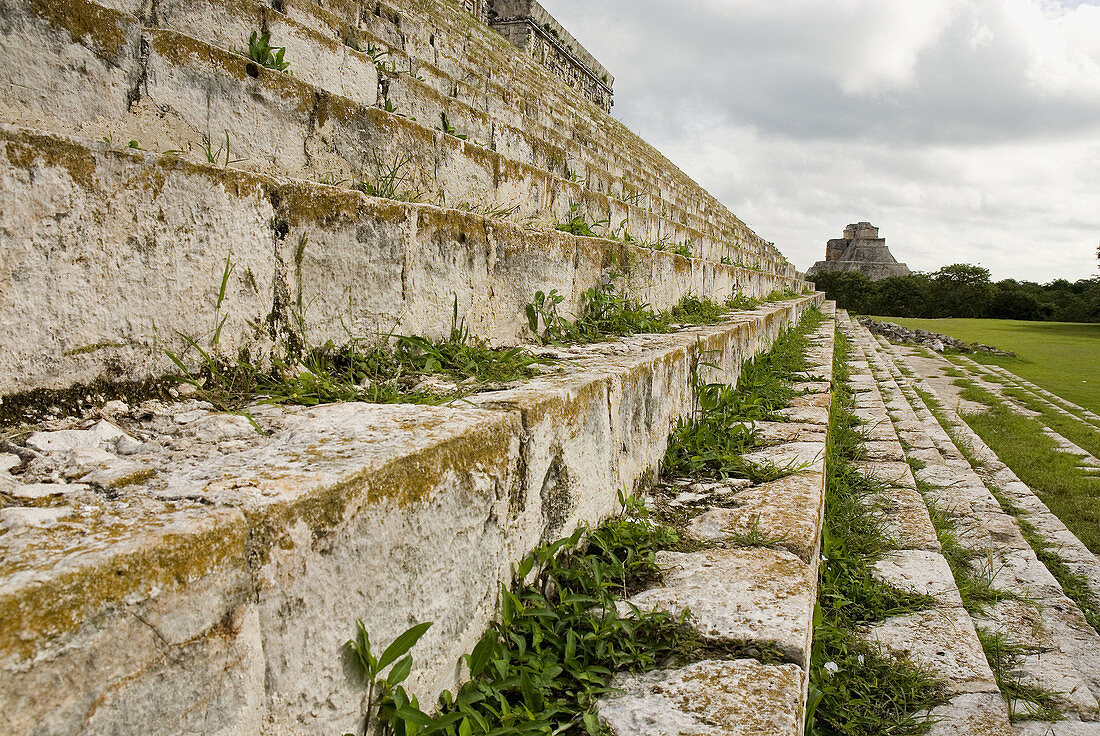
0,125,806,398
628,547,815,667
0,296,820,735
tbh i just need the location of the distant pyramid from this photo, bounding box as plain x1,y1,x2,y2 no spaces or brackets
807,223,911,281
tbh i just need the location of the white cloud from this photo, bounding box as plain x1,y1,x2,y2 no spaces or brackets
539,0,1100,282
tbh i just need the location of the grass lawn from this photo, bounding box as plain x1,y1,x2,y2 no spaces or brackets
867,317,1100,414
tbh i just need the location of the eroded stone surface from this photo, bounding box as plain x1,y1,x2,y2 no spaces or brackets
686,472,824,563
629,548,815,665
597,659,803,736
873,550,963,607
924,693,1013,736
1014,721,1100,735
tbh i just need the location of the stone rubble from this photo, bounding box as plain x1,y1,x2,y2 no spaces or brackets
859,317,1016,356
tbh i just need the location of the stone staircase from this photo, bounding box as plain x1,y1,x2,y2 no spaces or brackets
0,0,824,732
6,0,1099,732
0,0,804,402
847,317,1100,734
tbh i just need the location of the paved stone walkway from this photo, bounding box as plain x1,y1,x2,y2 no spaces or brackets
861,324,1100,734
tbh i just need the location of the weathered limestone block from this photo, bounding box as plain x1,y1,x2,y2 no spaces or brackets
0,126,277,396
1014,722,1100,735
1,299,824,735
0,127,808,400
873,550,965,608
597,659,804,736
686,471,826,563
875,486,942,551
0,0,142,137
924,694,1013,736
153,0,380,109
0,507,259,735
629,548,815,666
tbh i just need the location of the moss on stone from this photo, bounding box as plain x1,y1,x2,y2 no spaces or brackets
148,29,316,116
2,130,99,191
0,510,249,661
26,0,136,60
242,414,518,567
0,375,177,429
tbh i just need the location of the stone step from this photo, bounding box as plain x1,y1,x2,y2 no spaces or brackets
596,306,837,735
936,354,1100,472
598,659,805,736
0,296,822,735
307,0,791,269
0,125,805,399
1014,722,1100,735
858,325,1100,724
835,312,1014,734
0,0,795,276
960,358,1100,432
878,341,1100,604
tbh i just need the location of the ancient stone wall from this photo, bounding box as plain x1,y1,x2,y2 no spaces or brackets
0,0,817,731
487,0,615,112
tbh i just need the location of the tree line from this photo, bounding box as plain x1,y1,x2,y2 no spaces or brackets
811,264,1100,322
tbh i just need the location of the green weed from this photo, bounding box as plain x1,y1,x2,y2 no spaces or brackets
167,263,549,410
246,31,289,72
438,113,468,141
355,153,421,202
525,272,669,345
344,499,707,736
976,627,1064,722
200,131,246,168
809,330,946,736
554,203,607,238
663,310,823,482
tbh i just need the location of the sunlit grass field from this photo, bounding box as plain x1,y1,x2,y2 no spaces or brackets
868,317,1100,414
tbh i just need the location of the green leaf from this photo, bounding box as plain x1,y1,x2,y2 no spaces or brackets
582,711,601,735
387,654,414,687
378,622,433,670
395,704,435,727
469,632,498,678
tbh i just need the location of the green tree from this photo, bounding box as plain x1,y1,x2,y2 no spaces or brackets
931,264,994,318
811,270,876,313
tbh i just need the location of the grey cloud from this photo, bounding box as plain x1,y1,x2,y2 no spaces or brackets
539,0,1100,282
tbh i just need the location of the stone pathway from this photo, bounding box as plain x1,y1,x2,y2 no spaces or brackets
597,304,837,735
599,307,1100,734
948,355,1100,478
855,322,1100,733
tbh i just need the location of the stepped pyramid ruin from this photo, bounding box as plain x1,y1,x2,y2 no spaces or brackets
808,222,912,280
4,0,1100,734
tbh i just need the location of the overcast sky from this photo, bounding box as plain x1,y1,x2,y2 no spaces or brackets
538,0,1100,283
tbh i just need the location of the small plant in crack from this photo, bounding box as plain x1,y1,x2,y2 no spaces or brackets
246,31,290,72
726,516,789,549
165,262,551,411
354,152,421,201
438,112,467,140
199,131,247,168
554,203,608,238
976,627,1065,722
